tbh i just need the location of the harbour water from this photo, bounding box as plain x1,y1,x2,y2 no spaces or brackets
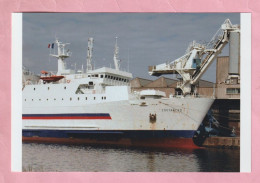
22,143,239,172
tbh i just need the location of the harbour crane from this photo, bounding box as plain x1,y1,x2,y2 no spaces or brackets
148,19,240,96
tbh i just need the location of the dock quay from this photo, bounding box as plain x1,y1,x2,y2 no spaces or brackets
202,137,240,149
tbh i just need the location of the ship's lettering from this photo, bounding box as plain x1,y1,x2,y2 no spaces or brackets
161,108,182,112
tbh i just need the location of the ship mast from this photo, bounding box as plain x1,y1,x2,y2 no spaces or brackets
86,37,94,72
113,37,120,70
50,39,71,75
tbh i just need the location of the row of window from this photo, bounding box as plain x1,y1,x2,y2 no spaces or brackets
88,74,129,82
24,96,107,102
226,88,240,94
33,86,67,91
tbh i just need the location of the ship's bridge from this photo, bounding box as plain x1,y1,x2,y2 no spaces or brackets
86,67,133,86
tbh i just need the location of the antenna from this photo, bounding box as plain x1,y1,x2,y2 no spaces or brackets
113,37,120,70
86,37,94,72
127,48,130,72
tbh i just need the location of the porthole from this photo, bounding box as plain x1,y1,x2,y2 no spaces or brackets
78,97,80,100
64,86,66,89
104,97,106,100
25,99,26,101
62,98,64,100
54,98,56,100
32,99,33,101
39,99,41,101
47,99,48,101
34,88,35,90
70,97,72,101
48,87,50,90
94,97,96,100
85,97,87,100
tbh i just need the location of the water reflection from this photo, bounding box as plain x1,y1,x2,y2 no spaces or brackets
22,143,239,172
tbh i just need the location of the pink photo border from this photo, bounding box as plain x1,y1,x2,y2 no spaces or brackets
1,0,259,182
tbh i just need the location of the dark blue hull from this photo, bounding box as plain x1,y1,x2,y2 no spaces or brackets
22,130,199,148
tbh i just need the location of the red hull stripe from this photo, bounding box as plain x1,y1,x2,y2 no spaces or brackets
22,113,111,120
22,137,200,149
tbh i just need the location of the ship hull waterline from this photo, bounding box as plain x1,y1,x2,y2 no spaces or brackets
22,130,201,149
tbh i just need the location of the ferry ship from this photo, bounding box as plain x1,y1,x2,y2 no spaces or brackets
22,37,214,148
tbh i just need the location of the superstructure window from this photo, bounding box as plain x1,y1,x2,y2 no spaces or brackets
64,86,66,89
48,87,50,90
100,75,104,78
70,97,72,101
226,88,240,94
34,88,35,90
94,97,96,100
85,97,87,100
105,75,108,78
78,97,80,100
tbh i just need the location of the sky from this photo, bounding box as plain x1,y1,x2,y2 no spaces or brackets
22,13,240,82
